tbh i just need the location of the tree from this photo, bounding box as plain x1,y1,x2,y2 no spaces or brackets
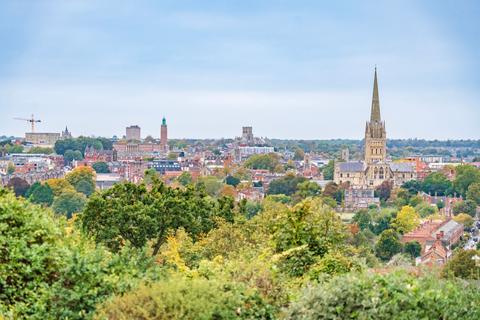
452,213,474,227
64,149,83,162
267,174,307,196
421,172,452,196
442,249,480,280
225,175,241,187
28,146,54,154
177,171,193,186
294,180,321,200
273,198,347,258
46,178,76,196
393,205,420,234
322,182,343,204
375,229,403,261
322,160,334,180
80,179,232,255
453,165,480,197
452,200,477,217
52,191,87,218
352,209,373,230
466,182,480,206
243,153,280,172
26,182,54,206
92,162,110,173
196,176,224,197
0,189,64,313
401,180,422,196
375,180,393,201
404,241,421,258
7,162,15,174
293,148,305,161
65,166,96,196
6,177,30,197
415,202,438,218
287,271,480,319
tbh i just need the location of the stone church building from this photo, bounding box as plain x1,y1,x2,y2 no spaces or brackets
334,69,416,188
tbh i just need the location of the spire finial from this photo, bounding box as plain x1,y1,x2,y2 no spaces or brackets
370,67,381,122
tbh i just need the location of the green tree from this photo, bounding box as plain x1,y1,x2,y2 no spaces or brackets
225,175,241,187
287,271,480,319
293,148,305,161
66,166,96,196
95,275,274,320
453,165,480,196
196,176,224,197
177,171,193,186
52,191,87,218
401,180,422,196
452,200,477,217
404,241,421,258
322,160,334,180
243,153,280,172
443,249,480,280
92,162,110,173
28,146,54,154
267,174,307,196
0,189,64,314
81,179,232,255
466,182,480,205
7,162,15,174
421,172,452,196
26,182,54,206
352,209,373,230
294,180,321,200
7,177,30,197
375,229,403,261
64,149,83,162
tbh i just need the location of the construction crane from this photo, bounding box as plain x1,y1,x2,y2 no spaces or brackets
14,114,42,133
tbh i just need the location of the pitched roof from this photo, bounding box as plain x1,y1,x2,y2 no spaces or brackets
390,162,415,172
338,161,365,172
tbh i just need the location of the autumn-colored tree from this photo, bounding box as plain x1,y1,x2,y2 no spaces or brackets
452,213,474,227
393,205,420,234
46,178,75,196
65,166,96,196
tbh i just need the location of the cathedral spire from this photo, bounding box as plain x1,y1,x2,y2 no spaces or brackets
370,67,381,122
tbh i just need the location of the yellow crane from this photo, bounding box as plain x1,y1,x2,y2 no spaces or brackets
14,114,42,133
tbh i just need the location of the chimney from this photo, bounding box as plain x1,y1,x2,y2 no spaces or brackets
436,233,442,240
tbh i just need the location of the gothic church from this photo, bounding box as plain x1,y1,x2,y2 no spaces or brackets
334,69,416,188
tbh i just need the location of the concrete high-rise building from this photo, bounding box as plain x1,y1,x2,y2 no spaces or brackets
160,117,168,152
126,125,141,141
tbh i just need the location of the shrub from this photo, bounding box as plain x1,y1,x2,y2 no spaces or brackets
94,276,275,320
286,271,480,319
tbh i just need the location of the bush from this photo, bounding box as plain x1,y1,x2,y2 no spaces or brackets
94,276,275,320
286,271,480,319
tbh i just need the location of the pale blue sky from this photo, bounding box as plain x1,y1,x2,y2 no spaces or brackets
1,0,479,139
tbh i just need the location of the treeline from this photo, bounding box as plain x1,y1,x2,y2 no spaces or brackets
54,137,113,162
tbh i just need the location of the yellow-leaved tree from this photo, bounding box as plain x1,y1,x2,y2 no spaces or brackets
393,205,420,234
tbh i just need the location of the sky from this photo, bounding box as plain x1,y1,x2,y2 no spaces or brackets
0,0,479,140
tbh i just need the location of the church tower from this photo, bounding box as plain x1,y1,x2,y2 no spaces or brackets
364,68,386,164
160,117,168,152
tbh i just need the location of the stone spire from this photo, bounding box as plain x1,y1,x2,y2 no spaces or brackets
370,67,381,122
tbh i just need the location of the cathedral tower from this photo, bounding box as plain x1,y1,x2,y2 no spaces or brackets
364,68,386,163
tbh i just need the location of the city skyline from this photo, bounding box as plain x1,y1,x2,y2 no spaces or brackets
1,0,479,139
